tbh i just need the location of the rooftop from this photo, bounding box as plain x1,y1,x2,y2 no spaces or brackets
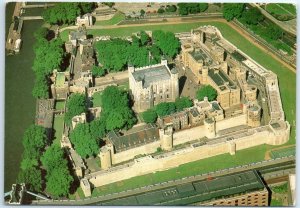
99,170,266,206
132,64,171,88
55,72,66,87
190,49,208,62
208,69,236,90
107,124,159,153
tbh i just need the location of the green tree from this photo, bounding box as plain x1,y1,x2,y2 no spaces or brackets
178,3,189,15
32,75,49,99
92,65,106,77
148,45,162,64
69,123,99,158
101,86,137,130
131,35,141,47
41,145,67,171
142,109,158,123
94,39,130,72
89,117,106,142
17,167,42,192
45,167,73,198
140,9,146,17
223,3,245,21
22,125,47,159
152,30,180,58
34,27,49,41
103,2,115,8
266,25,282,40
64,93,86,125
20,157,38,171
165,5,177,12
42,3,81,25
175,97,193,111
32,37,64,76
158,7,165,13
241,7,264,25
196,85,217,101
199,3,208,12
79,2,95,14
140,31,150,46
155,102,176,117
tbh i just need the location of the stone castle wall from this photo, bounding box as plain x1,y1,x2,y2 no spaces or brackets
87,123,289,188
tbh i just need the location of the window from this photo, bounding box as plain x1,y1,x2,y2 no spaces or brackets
166,94,169,98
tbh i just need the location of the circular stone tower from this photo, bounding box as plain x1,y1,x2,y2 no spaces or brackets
159,126,173,151
99,146,112,170
247,104,261,127
204,117,216,139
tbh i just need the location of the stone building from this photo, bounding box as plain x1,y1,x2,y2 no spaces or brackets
129,59,179,112
97,170,269,206
76,13,93,27
158,98,224,131
50,70,70,100
180,26,241,109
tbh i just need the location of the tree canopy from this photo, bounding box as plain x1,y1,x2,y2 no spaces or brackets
41,145,67,171
22,125,48,159
64,93,86,125
223,3,245,21
17,167,42,192
165,5,177,13
92,65,106,77
41,145,73,197
175,96,193,111
142,109,158,124
69,123,99,158
155,102,176,117
196,85,217,101
240,7,264,25
94,30,178,73
152,30,180,58
177,3,208,15
45,168,74,198
32,74,49,99
140,31,150,46
42,3,95,25
32,37,65,77
101,86,137,130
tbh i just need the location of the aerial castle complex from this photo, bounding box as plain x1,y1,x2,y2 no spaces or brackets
55,26,289,197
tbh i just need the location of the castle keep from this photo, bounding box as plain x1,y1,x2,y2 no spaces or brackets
129,59,179,112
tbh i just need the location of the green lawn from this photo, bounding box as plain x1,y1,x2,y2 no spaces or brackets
53,114,64,145
118,81,129,91
95,12,125,26
55,101,65,110
91,145,267,197
271,183,288,194
61,21,296,145
92,92,103,107
270,198,284,206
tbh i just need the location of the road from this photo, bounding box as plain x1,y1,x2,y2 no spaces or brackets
31,156,295,205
